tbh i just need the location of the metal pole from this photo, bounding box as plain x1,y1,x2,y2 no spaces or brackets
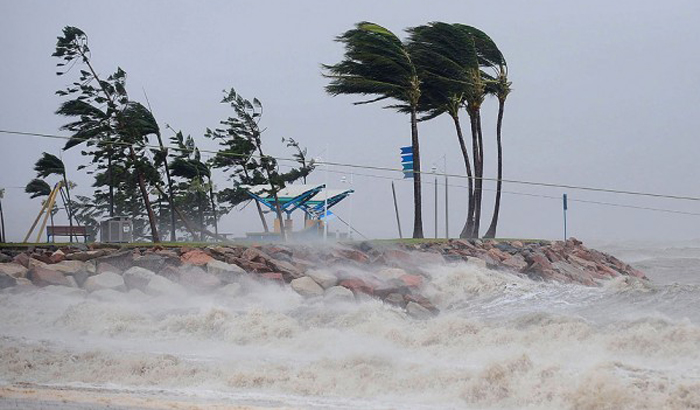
0,196,5,243
391,181,403,239
324,146,329,241
563,193,568,240
434,176,438,239
444,156,448,239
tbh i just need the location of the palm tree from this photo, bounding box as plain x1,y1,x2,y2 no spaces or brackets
25,178,57,240
483,70,511,238
324,22,424,238
33,153,77,241
407,22,480,238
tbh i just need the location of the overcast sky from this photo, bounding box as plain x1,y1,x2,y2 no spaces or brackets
1,0,699,243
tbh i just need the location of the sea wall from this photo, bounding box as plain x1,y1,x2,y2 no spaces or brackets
0,238,646,318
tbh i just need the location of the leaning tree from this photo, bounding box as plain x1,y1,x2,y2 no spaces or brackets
324,22,425,238
53,26,162,241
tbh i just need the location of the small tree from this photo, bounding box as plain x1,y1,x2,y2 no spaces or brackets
208,88,314,239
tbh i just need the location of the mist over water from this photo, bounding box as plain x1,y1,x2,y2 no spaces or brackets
1,242,700,409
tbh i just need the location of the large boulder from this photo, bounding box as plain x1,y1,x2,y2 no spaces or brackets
144,275,186,296
305,269,338,289
179,265,221,291
132,254,168,273
27,266,74,287
66,249,108,262
181,249,213,266
406,301,434,319
50,260,88,275
122,266,156,291
0,263,28,279
83,271,126,292
206,259,245,283
290,276,324,298
0,272,17,289
324,285,355,303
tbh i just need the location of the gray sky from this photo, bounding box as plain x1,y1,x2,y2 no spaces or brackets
1,0,699,242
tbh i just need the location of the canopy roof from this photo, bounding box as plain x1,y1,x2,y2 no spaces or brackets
243,184,354,219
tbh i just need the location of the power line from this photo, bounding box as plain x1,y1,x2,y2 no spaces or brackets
2,128,700,204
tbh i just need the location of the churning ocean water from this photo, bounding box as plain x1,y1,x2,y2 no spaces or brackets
1,241,699,410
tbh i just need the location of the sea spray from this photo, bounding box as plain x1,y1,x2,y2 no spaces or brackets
0,241,699,409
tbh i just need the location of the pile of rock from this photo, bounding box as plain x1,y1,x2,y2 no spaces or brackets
0,238,645,318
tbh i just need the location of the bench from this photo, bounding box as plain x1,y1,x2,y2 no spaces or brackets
46,226,90,242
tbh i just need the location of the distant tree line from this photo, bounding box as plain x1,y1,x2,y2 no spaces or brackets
324,22,511,239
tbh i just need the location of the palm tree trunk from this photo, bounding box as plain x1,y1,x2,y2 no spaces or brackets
208,177,219,238
472,110,485,238
465,109,480,238
485,97,506,238
452,113,475,239
129,146,160,242
410,109,424,239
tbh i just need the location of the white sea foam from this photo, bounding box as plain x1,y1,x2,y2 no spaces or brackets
1,244,700,409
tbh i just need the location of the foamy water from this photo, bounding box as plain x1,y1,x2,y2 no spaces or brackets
1,243,700,409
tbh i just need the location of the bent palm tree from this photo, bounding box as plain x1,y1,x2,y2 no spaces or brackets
483,65,511,238
34,153,76,241
324,21,424,238
407,22,481,238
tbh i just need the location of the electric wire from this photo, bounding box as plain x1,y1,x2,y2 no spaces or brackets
2,128,700,202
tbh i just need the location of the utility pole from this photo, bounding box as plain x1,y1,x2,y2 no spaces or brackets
0,188,6,243
391,181,403,239
563,193,568,240
432,165,438,239
444,156,448,239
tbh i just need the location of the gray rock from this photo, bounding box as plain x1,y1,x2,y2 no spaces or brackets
122,266,156,291
0,272,17,289
290,276,324,298
384,293,406,307
324,285,355,303
0,252,12,263
207,259,245,283
50,260,87,275
305,269,338,289
0,263,28,279
83,271,126,292
144,275,186,296
406,301,434,320
180,265,222,291
132,254,167,273
27,266,73,287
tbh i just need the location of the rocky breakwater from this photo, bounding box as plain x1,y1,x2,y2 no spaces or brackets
0,238,645,318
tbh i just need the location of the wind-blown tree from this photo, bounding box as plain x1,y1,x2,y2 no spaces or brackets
210,88,314,239
483,58,511,238
53,26,161,241
206,124,270,232
32,152,77,241
324,22,424,238
407,22,480,238
169,131,222,240
24,178,58,239
454,24,508,238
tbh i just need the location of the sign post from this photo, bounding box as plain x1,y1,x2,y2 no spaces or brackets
400,146,413,179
